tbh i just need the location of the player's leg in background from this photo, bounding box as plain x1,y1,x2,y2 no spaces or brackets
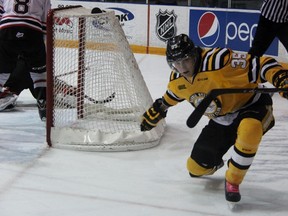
248,16,277,57
276,22,288,54
4,54,34,95
0,41,19,111
25,39,47,121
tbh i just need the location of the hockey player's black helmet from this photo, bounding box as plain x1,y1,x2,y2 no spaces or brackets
166,34,196,63
166,34,200,77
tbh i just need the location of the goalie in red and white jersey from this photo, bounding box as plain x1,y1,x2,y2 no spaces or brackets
0,0,51,121
141,34,288,203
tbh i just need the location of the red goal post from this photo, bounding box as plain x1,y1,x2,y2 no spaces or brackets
46,6,165,151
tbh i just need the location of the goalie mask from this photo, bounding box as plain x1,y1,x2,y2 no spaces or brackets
166,34,200,79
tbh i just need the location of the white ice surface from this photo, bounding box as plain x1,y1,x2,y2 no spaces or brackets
1,54,288,216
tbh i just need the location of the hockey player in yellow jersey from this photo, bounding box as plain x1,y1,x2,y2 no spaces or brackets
140,34,288,202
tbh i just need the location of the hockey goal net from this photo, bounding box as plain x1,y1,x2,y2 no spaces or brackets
46,6,165,151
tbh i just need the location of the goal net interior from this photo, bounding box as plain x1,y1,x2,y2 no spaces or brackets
46,6,165,151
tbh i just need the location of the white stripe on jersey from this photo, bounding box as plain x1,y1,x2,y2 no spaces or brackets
250,57,258,83
202,48,216,71
167,89,182,101
0,21,43,32
260,61,279,81
214,48,228,70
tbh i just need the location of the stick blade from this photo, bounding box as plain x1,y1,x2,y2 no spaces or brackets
186,93,215,128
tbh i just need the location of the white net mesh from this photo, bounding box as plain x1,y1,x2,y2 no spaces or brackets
48,7,165,151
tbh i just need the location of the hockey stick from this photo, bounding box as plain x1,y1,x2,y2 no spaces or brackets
55,67,90,78
186,87,288,128
85,92,115,104
55,78,115,104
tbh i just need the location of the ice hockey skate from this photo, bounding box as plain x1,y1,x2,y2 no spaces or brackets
0,87,18,111
225,179,241,202
37,99,46,121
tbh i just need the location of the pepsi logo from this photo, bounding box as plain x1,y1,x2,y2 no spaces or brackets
197,12,220,47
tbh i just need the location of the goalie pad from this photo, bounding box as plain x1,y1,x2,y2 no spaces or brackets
55,93,77,108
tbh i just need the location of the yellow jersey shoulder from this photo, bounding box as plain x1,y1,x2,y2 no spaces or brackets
200,47,231,72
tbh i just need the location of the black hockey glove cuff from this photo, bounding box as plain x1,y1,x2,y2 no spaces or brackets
140,98,168,131
273,70,288,99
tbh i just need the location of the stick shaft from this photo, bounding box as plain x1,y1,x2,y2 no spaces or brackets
186,87,288,128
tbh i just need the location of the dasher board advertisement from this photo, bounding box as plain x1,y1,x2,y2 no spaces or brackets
189,8,278,56
52,0,147,46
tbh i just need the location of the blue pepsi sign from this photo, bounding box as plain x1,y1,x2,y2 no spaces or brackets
189,9,278,55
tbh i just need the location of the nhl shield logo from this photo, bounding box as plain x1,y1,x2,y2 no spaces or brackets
156,10,177,42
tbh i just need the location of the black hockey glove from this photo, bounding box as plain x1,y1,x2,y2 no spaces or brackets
280,83,288,99
141,98,168,131
273,70,288,99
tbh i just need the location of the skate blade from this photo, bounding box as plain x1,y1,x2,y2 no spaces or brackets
227,201,240,211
